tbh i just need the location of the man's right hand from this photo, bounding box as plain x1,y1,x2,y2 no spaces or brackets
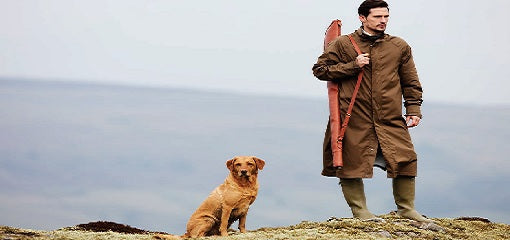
356,53,370,67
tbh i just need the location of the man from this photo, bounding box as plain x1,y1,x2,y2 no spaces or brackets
312,0,429,222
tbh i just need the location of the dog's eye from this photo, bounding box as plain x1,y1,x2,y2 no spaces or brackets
235,163,242,167
247,162,255,166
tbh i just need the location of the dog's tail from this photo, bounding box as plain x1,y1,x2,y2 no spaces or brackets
153,233,182,240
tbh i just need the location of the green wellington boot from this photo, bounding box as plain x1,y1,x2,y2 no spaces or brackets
392,176,432,222
340,178,377,220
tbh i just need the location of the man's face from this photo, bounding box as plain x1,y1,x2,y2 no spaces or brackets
359,7,389,35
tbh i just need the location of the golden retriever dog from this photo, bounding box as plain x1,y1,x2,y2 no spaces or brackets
155,156,265,239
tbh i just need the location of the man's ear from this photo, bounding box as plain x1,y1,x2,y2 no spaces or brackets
359,14,367,24
252,157,265,170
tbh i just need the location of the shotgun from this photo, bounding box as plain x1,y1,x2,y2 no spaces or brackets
323,20,364,169
323,20,343,168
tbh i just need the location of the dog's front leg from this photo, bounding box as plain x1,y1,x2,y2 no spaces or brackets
238,213,247,233
219,207,233,236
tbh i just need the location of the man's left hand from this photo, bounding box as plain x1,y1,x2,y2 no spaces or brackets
406,115,421,128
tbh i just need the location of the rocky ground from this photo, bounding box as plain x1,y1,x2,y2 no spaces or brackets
2,213,509,240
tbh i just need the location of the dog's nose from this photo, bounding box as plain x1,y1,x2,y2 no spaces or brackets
241,170,248,175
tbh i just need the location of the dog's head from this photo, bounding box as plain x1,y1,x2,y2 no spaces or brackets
226,156,265,180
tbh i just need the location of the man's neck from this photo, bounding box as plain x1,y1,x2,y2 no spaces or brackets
361,26,384,36
360,27,384,42
362,28,375,36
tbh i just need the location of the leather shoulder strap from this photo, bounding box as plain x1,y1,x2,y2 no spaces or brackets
347,34,362,55
337,34,364,149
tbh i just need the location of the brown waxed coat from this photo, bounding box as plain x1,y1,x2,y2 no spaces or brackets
312,28,423,179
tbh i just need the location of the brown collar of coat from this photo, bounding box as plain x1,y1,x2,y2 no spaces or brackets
355,27,387,43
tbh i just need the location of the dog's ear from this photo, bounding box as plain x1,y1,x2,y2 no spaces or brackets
226,157,236,171
252,157,265,170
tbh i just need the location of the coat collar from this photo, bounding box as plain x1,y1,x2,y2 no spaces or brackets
355,27,388,43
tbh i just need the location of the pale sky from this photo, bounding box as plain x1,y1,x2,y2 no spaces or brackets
1,0,509,105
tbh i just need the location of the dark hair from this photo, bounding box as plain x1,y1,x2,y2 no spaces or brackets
358,0,389,17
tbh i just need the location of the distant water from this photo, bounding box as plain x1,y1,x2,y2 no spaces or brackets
1,79,509,232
